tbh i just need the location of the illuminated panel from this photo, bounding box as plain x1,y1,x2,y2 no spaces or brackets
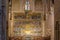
13,21,42,36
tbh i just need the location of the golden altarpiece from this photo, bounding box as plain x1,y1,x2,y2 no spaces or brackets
8,0,51,40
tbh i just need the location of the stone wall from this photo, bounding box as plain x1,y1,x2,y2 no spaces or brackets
0,0,2,40
1,0,7,40
55,0,60,40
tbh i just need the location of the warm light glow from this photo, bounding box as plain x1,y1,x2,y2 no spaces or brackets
25,30,31,35
26,24,31,28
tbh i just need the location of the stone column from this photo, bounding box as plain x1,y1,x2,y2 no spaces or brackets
42,0,47,37
42,0,54,40
1,0,8,40
0,0,2,40
46,0,54,40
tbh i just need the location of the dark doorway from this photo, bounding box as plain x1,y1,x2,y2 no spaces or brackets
55,21,60,40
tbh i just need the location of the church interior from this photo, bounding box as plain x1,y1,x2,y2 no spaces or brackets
7,0,54,40
0,0,60,40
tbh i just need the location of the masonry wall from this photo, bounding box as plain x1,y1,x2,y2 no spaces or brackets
0,0,7,40
55,0,60,40
0,0,2,40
